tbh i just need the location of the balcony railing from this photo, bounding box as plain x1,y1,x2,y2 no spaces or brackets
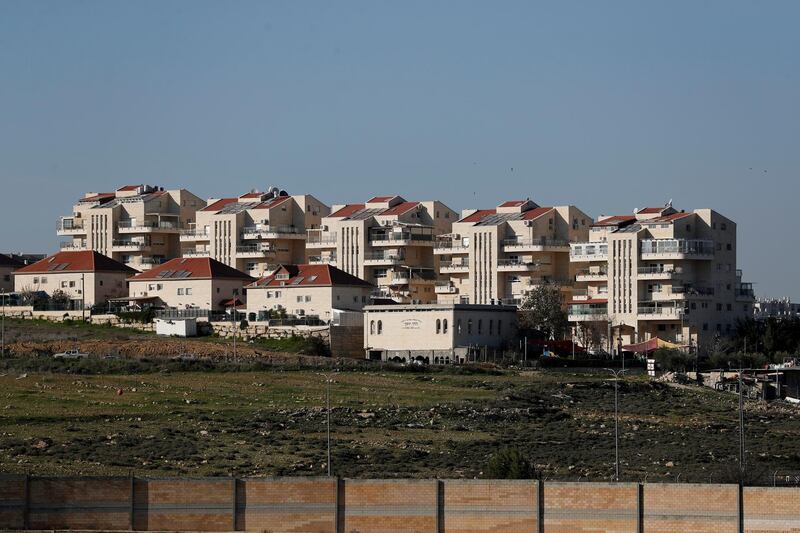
118,220,181,231
503,237,569,248
60,241,87,251
637,265,683,275
568,305,609,316
497,258,541,268
364,252,405,263
439,260,469,270
56,219,85,232
236,244,274,254
308,255,337,264
570,242,608,260
112,240,149,249
306,232,337,245
637,306,682,316
182,249,210,257
369,231,434,243
640,239,714,256
242,225,304,237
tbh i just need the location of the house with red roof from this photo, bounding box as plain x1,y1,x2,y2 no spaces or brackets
306,195,458,304
433,199,592,307
0,253,24,293
13,251,137,308
184,188,329,278
246,264,374,322
126,257,255,310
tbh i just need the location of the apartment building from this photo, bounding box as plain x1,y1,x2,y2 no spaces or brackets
306,196,458,303
0,254,23,293
568,204,755,352
433,199,591,306
57,184,205,271
181,188,329,278
246,263,374,322
13,251,136,308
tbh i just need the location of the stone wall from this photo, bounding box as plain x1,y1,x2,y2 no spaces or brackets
3,476,800,532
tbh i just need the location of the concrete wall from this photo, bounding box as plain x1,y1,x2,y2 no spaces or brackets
3,476,800,532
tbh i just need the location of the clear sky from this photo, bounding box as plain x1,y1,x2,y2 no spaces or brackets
1,1,798,298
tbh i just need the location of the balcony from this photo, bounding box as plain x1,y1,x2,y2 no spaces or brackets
568,302,609,322
435,282,458,294
60,241,87,251
306,232,337,248
433,239,469,255
183,249,210,258
570,242,608,262
637,305,683,320
236,244,275,258
439,260,469,273
56,218,86,236
643,285,714,302
369,230,434,246
363,252,405,266
179,229,210,242
575,268,608,281
640,239,714,260
308,254,337,265
112,240,150,252
118,220,181,233
637,265,683,280
242,225,305,240
736,283,755,301
503,237,570,252
497,258,541,271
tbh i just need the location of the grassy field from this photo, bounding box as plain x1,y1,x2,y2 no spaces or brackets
2,359,800,483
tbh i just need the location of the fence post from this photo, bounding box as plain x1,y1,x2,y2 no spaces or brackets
738,482,744,533
537,479,544,533
436,480,444,533
637,483,644,533
335,477,344,533
129,473,135,531
23,474,30,530
231,478,238,531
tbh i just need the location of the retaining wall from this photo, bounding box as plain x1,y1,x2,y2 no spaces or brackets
1,476,799,532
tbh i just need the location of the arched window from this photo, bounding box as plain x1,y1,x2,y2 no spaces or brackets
443,319,448,334
436,319,441,334
457,319,462,334
377,320,383,334
478,319,483,334
467,319,473,334
370,320,375,334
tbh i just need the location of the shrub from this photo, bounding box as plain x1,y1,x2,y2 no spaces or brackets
485,447,537,479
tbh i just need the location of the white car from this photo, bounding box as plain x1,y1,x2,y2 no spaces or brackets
53,349,89,360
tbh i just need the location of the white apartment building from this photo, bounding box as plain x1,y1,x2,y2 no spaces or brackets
57,184,205,271
433,199,591,306
306,196,458,303
568,204,755,352
246,263,374,322
754,297,800,320
181,188,329,278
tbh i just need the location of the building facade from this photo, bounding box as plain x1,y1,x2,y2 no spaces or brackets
246,263,374,322
127,257,255,310
568,205,755,352
363,303,518,363
0,254,23,293
181,188,329,278
754,297,800,320
57,184,205,271
13,251,136,308
306,196,458,303
433,200,591,306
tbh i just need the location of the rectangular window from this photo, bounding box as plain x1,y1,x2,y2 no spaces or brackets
177,288,184,295
297,296,303,303
305,295,311,302
185,288,192,295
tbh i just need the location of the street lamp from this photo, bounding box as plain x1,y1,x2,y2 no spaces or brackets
318,372,334,476
605,368,626,482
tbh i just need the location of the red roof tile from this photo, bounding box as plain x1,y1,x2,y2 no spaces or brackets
15,251,137,274
250,264,373,289
79,193,115,203
379,201,419,216
130,257,254,281
499,200,527,208
116,185,143,192
201,198,238,212
367,196,397,203
329,203,366,218
458,209,497,223
239,192,264,199
592,215,637,227
521,207,554,220
638,207,665,214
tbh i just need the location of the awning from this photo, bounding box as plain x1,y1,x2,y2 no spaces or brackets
622,337,688,353
107,296,160,302
220,298,245,308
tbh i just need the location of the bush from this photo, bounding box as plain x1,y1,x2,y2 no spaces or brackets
652,348,692,372
485,447,537,479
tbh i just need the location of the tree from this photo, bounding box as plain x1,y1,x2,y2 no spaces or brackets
519,283,568,340
485,447,537,479
50,289,71,309
574,321,605,353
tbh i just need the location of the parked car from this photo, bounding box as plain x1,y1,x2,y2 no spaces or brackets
53,349,88,360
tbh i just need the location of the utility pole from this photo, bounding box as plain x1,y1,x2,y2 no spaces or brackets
327,375,332,477
1,289,5,357
231,296,237,362
739,352,746,481
81,273,86,321
606,368,624,482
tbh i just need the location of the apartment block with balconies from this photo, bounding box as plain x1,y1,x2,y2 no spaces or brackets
434,199,591,306
306,196,457,303
183,188,329,278
568,204,755,352
57,184,205,271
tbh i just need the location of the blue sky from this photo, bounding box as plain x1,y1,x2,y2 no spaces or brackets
1,1,798,297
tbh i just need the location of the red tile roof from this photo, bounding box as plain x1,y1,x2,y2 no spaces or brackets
379,201,419,216
458,209,496,223
15,251,137,274
499,200,527,208
129,257,254,281
239,192,264,199
254,195,292,209
116,185,143,192
329,203,366,218
250,264,373,289
367,196,397,203
0,253,24,268
637,207,665,214
642,212,693,224
592,215,637,227
79,193,115,203
201,197,238,212
521,207,554,220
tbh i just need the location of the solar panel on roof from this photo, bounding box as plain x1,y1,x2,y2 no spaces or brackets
48,264,59,271
290,276,304,285
56,263,69,270
157,270,173,278
177,271,191,278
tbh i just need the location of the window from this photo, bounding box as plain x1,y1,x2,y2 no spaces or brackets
721,223,727,230
716,303,722,311
457,319,462,334
185,288,192,295
61,281,68,288
33,277,39,284
177,288,184,295
297,296,303,303
726,304,732,311
305,295,311,302
377,320,382,334
436,319,441,334
275,291,281,297
40,277,47,284
98,280,103,286
726,243,732,251
443,319,448,334
468,319,473,334
370,320,375,334
703,323,708,331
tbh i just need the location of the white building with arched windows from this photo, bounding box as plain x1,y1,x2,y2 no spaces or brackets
363,303,517,364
